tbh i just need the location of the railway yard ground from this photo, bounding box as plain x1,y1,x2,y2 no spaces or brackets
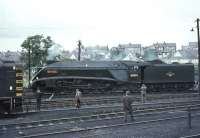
1,92,200,138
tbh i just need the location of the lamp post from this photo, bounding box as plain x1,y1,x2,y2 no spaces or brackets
28,42,31,87
191,18,200,95
197,18,200,96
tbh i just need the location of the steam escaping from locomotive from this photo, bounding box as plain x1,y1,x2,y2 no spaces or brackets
47,44,64,61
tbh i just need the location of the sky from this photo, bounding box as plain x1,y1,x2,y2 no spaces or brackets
0,0,200,51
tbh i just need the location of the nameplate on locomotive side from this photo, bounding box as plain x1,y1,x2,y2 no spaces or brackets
47,70,58,74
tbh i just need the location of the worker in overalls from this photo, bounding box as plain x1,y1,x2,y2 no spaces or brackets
141,84,147,103
122,90,134,122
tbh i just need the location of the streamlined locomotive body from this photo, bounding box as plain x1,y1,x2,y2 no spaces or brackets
31,61,194,94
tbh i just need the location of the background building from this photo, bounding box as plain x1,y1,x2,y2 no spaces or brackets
148,42,176,59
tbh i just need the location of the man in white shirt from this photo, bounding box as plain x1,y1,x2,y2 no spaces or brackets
75,89,82,108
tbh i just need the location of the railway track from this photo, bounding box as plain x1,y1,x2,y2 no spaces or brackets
15,106,200,138
17,114,200,138
22,92,199,111
18,98,200,121
1,100,200,138
180,133,200,138
5,94,198,123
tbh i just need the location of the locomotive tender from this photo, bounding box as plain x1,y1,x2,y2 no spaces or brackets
31,60,194,94
0,61,23,114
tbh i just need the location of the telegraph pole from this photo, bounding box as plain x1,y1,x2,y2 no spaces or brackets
77,40,82,61
196,18,200,96
28,44,31,87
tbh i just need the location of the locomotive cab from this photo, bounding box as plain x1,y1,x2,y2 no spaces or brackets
128,65,142,82
122,61,149,83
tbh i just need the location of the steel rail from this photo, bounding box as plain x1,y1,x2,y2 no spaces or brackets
16,112,200,138
2,100,200,130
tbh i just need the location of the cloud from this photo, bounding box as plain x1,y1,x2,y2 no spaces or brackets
0,0,199,51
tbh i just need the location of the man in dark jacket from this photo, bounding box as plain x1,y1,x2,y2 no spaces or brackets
122,90,134,122
36,87,42,111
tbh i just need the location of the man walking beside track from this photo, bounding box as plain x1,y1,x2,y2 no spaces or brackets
141,84,147,103
75,88,82,108
122,90,134,122
36,87,42,111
